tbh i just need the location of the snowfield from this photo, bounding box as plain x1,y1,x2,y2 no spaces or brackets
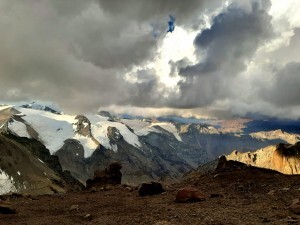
0,170,17,195
151,122,182,141
9,120,31,138
121,119,161,136
92,120,142,150
19,108,75,154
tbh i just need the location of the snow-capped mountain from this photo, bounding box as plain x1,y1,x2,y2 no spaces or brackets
0,104,208,184
0,105,183,158
1,104,299,187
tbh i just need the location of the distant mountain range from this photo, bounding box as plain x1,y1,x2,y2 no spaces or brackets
0,102,299,195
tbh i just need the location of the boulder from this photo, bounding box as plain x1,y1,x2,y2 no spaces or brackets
290,198,300,215
138,182,165,196
0,202,16,214
86,163,122,188
176,187,206,203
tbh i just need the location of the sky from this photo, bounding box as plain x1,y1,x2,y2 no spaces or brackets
1,0,300,119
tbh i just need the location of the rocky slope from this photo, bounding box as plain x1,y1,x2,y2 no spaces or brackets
1,157,300,225
227,142,300,174
0,133,82,195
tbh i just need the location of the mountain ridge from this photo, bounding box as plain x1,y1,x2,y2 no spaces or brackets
1,104,299,188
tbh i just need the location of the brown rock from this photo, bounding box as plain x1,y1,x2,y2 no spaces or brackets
83,213,91,219
0,202,16,214
290,198,300,215
86,162,122,188
70,204,79,211
125,187,133,192
82,213,92,221
176,187,206,203
210,193,224,198
138,182,165,196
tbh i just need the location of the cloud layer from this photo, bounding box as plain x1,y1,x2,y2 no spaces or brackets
0,0,300,118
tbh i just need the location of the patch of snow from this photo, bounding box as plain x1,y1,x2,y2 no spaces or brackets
86,114,109,123
121,119,161,136
0,170,17,195
74,134,99,158
90,124,112,150
38,158,45,164
111,144,118,153
17,171,21,176
18,108,75,154
151,122,182,141
8,120,31,138
92,121,142,149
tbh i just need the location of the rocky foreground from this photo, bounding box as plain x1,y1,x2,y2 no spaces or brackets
1,159,300,225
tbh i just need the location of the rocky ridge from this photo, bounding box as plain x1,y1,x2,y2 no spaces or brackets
250,129,300,144
1,104,299,187
0,133,82,195
227,142,300,174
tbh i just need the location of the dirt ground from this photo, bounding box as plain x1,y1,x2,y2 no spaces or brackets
1,166,300,225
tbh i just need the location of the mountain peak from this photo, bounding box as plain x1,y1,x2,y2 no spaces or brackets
20,102,61,114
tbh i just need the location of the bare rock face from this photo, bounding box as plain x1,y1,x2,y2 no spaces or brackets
226,142,300,175
176,187,206,203
74,115,92,137
86,163,122,188
250,129,300,144
138,182,165,196
0,134,83,195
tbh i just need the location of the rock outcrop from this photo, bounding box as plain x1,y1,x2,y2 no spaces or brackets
226,142,300,174
250,129,300,144
175,187,206,203
138,182,165,196
86,163,122,188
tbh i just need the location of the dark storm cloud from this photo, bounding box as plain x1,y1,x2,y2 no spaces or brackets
181,1,273,76
1,0,299,119
97,0,220,27
124,69,163,107
172,0,274,108
263,62,300,106
0,0,221,113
